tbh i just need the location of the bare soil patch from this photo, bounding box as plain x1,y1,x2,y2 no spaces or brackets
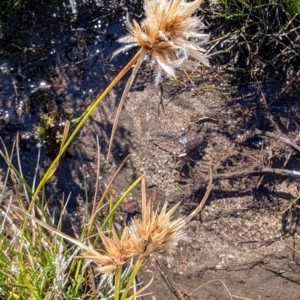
100,75,300,299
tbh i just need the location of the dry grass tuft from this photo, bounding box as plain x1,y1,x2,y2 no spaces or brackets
81,179,186,274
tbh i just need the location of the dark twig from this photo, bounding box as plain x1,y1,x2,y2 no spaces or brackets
254,129,300,153
286,245,300,255
262,265,300,285
256,82,282,134
192,166,300,195
153,253,186,300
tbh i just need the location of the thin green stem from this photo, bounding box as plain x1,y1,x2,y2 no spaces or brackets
87,154,131,236
114,267,122,300
100,175,143,230
108,192,114,237
29,48,143,212
121,257,145,300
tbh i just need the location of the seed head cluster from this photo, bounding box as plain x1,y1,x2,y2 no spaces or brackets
83,227,137,273
81,200,186,275
113,0,209,84
130,201,185,258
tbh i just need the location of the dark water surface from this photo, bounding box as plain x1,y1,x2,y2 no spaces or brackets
0,0,143,131
0,0,145,203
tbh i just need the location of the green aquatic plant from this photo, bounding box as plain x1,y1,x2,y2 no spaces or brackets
33,114,55,147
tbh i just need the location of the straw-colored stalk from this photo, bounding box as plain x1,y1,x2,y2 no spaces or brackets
26,0,209,203
107,0,210,159
26,1,209,203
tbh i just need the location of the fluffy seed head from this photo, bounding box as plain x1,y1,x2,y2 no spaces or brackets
81,226,137,273
113,0,210,84
130,200,186,258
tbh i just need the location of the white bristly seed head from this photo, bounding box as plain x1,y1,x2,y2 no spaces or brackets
113,0,210,84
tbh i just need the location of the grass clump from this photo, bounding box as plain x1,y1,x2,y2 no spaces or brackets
0,143,196,299
0,141,139,299
0,134,147,298
210,0,250,20
210,0,300,20
0,131,212,299
206,0,300,74
0,217,83,300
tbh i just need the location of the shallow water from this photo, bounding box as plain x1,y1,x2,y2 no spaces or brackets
0,0,145,202
0,0,143,134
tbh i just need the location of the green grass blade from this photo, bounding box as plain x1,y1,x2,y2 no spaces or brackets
101,175,143,230
30,49,142,212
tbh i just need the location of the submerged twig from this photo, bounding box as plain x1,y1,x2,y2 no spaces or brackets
192,166,300,195
186,164,213,222
254,129,300,153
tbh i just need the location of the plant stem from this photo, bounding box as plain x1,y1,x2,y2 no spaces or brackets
108,192,114,236
29,48,143,212
87,154,131,236
121,257,144,300
107,48,148,160
114,267,122,300
100,175,143,230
